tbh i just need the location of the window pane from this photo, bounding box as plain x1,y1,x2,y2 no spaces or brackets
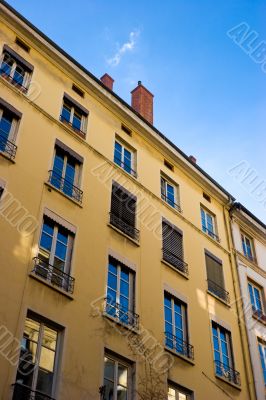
120,280,129,297
114,141,122,166
36,367,54,396
40,232,53,252
0,56,12,76
13,66,25,86
39,347,55,372
124,148,132,173
42,326,57,350
248,283,255,308
104,379,114,400
108,272,117,291
72,112,82,130
104,357,115,380
61,104,71,122
165,307,172,323
117,385,127,400
55,241,67,261
118,364,128,386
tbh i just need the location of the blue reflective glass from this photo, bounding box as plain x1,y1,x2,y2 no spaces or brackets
55,241,67,261
108,273,117,291
174,302,181,314
221,340,228,356
0,61,12,76
214,349,221,362
13,68,24,86
174,314,182,330
212,326,218,337
124,148,132,173
40,232,52,251
107,288,116,304
254,287,262,312
213,337,220,351
164,295,171,308
121,269,129,282
120,280,129,297
248,283,255,308
61,105,71,123
51,153,64,189
63,160,75,197
164,307,172,323
0,115,12,151
259,345,266,384
220,331,226,342
72,114,81,130
108,262,117,275
57,230,68,245
120,296,129,310
114,142,122,166
206,214,214,233
201,209,207,231
165,321,172,333
166,184,175,206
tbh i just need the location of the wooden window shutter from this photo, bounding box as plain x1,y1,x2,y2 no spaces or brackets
111,184,136,227
162,221,183,260
205,253,224,289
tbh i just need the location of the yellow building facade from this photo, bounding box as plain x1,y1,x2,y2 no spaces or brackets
0,1,257,399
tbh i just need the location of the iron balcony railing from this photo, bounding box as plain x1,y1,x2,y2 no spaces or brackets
165,331,194,360
203,226,220,242
114,156,137,178
104,299,139,329
48,170,83,203
214,360,241,386
207,279,230,303
0,65,29,93
0,130,17,160
110,212,139,241
12,382,55,400
161,193,181,213
32,257,75,294
162,249,188,275
59,114,86,137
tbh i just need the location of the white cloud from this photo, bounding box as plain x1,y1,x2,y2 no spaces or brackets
107,30,140,67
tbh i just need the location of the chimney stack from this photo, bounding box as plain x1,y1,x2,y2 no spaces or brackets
131,81,154,125
189,155,197,164
100,73,114,91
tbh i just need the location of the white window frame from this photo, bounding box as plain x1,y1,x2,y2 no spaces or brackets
168,383,193,399
0,51,31,88
165,293,188,345
0,107,19,143
241,232,255,261
200,206,218,239
258,339,266,385
52,147,81,188
114,138,136,176
103,353,132,400
61,100,87,133
212,323,234,371
161,175,179,209
248,280,264,314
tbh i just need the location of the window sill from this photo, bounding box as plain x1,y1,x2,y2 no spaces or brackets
0,74,29,95
0,150,16,163
103,312,139,334
207,290,231,307
202,230,220,243
161,259,189,279
114,162,138,179
215,374,241,390
45,182,83,207
165,346,195,365
161,198,182,215
59,119,86,139
29,272,74,300
108,223,140,246
252,313,266,326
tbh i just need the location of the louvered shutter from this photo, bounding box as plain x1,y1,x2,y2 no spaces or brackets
205,253,225,294
162,221,183,269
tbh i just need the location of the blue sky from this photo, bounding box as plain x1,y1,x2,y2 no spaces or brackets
7,0,266,223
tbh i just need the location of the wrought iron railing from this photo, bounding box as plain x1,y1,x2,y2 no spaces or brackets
110,212,139,240
0,130,17,160
59,114,86,137
104,299,139,329
0,65,29,93
114,156,137,178
12,382,55,400
165,331,194,360
202,226,220,242
207,279,230,303
48,170,83,203
214,360,241,386
32,257,75,294
161,193,181,212
162,249,188,275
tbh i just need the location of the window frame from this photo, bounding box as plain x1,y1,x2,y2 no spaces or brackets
241,232,255,262
60,95,88,136
114,137,136,177
200,206,219,241
103,352,133,400
258,339,266,385
168,382,194,400
160,174,180,211
0,47,33,91
248,280,264,316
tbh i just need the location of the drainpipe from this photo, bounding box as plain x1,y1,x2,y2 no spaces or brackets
223,200,257,400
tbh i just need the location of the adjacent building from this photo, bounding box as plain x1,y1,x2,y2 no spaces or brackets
0,1,259,399
231,203,266,400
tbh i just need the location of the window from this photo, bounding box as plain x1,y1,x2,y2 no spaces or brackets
72,83,84,98
258,339,266,385
105,257,137,328
60,93,88,136
103,353,132,400
200,207,218,240
110,183,139,240
203,192,211,202
164,159,174,171
0,45,33,91
212,322,240,385
164,292,193,359
114,140,136,177
33,215,75,293
248,281,264,317
241,232,255,261
168,383,193,400
0,99,21,160
161,175,180,211
49,140,83,203
121,124,132,136
15,37,30,53
13,313,61,399
205,251,229,303
162,220,188,275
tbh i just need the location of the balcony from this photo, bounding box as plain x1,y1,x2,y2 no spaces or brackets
0,130,17,160
32,257,75,294
12,382,55,400
0,66,28,93
161,193,181,212
104,299,139,330
202,226,220,242
165,331,194,360
109,212,139,241
162,249,188,275
207,279,230,304
214,360,241,386
114,155,137,178
59,114,86,137
48,170,83,204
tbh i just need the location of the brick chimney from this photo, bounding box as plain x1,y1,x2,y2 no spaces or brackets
131,81,154,125
100,73,114,91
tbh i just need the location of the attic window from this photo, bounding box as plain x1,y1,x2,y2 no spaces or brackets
164,159,174,172
72,84,84,98
121,124,132,136
15,37,30,53
203,192,211,202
